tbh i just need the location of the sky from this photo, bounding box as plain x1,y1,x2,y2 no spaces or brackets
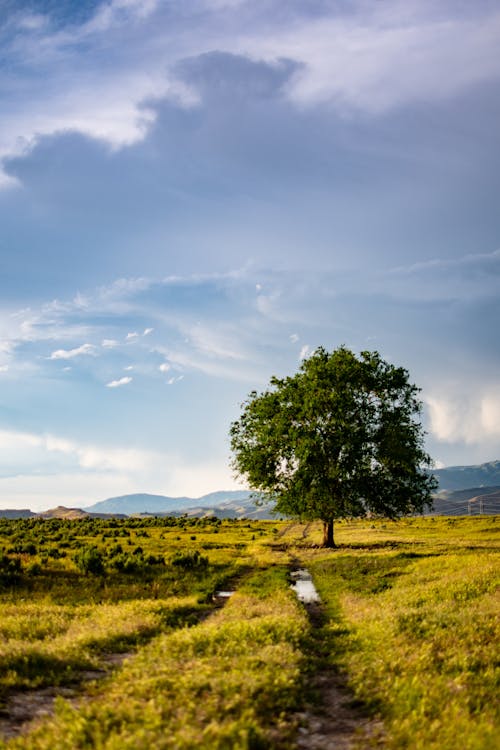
0,0,499,510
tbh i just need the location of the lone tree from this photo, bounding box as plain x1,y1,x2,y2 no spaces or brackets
230,347,436,547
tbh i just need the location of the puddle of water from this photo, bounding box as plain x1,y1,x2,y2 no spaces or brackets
214,591,235,599
290,569,321,603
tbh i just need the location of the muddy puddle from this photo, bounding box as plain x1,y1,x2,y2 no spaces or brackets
290,569,321,603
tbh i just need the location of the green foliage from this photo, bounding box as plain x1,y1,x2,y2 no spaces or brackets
0,552,22,586
171,550,209,570
230,346,436,545
73,546,105,576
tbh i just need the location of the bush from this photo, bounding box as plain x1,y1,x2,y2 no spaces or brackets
74,546,105,576
0,552,22,585
171,550,209,570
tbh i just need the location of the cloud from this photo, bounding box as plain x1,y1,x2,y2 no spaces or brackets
83,0,160,34
143,327,154,335
102,338,119,348
106,376,133,388
0,428,153,474
0,427,244,510
247,4,500,113
49,343,96,359
166,375,184,385
2,1,500,189
426,387,500,445
2,265,500,480
126,332,139,340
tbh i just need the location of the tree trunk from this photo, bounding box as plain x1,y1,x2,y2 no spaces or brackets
322,519,335,548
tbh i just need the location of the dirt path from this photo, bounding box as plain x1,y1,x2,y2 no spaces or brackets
0,598,229,742
295,601,385,750
0,652,131,741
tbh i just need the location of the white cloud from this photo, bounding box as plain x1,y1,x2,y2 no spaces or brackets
102,338,119,348
14,13,48,32
249,6,500,114
99,276,152,300
290,333,299,343
0,473,134,512
106,376,133,388
143,327,154,336
0,365,9,372
3,1,500,188
0,429,152,474
83,0,160,35
166,375,184,385
187,323,246,361
0,427,244,510
426,387,500,444
49,343,96,360
299,344,311,360
159,362,171,373
126,332,139,340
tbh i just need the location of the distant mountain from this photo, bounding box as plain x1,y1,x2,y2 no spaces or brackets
36,506,127,520
430,486,500,516
163,495,279,521
3,462,500,520
85,490,253,516
39,505,89,519
435,485,500,503
0,509,37,519
433,460,500,491
85,493,192,514
192,490,253,505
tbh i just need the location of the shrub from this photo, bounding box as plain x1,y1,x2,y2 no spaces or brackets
0,552,22,585
171,550,209,570
74,546,105,576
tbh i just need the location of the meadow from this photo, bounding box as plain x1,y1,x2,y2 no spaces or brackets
0,514,498,749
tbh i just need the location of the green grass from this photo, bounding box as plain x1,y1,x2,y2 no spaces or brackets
0,515,498,749
1,568,308,750
303,517,500,750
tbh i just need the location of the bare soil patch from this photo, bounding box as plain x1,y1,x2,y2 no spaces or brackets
0,652,132,741
296,601,385,750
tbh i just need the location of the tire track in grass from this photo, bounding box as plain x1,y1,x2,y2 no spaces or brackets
291,566,385,749
0,653,132,742
0,600,213,742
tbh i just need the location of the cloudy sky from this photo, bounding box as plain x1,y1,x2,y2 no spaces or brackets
0,0,499,510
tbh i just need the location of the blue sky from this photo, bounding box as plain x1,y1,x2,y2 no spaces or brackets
0,0,499,510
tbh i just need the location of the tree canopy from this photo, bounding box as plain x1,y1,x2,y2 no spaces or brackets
230,347,436,546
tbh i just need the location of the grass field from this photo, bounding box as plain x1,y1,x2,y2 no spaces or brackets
0,515,498,748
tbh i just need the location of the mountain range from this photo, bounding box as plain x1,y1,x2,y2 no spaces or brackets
84,490,253,515
433,460,500,491
1,461,500,519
